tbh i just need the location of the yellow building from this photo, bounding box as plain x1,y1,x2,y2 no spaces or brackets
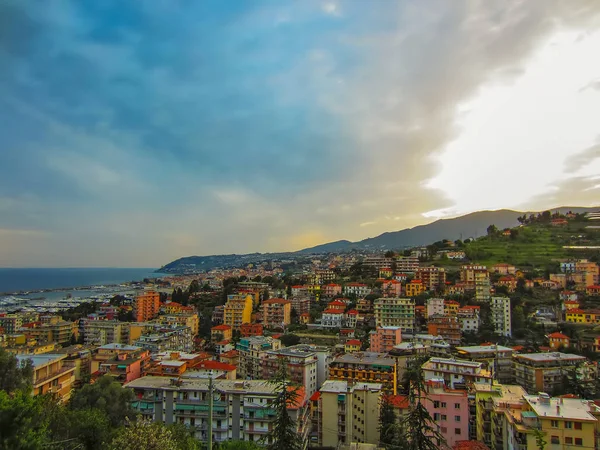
344,339,362,353
565,308,600,324
312,380,383,448
443,300,460,316
16,354,76,402
223,294,253,330
26,316,77,345
404,280,424,297
329,351,397,394
373,297,415,334
156,313,199,335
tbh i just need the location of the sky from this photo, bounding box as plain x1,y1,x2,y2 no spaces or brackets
1,0,600,268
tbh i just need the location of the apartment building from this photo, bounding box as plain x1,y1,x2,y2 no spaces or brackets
329,352,397,394
426,298,445,317
457,306,480,333
322,283,342,298
374,297,415,335
444,300,460,316
412,334,452,357
134,325,194,353
343,283,371,298
404,279,425,297
565,308,600,324
422,357,493,389
381,279,402,297
82,320,124,346
310,380,382,448
422,380,469,448
427,315,462,346
17,354,76,402
96,349,151,384
134,290,161,322
455,345,514,384
262,298,292,329
240,323,263,337
262,346,319,397
369,326,402,353
396,256,420,273
26,315,77,345
236,336,282,379
127,377,310,447
363,256,395,270
157,313,199,336
290,296,310,316
223,294,253,330
460,265,489,288
211,324,233,342
490,297,512,337
513,352,596,394
415,266,446,291
0,313,24,334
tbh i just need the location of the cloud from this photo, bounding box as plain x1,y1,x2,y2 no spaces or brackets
1,0,600,267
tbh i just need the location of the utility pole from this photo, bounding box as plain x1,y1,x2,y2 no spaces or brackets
208,376,213,450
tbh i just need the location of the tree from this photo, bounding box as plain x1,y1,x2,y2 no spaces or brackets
108,419,179,450
166,423,201,450
486,224,498,236
69,375,135,427
0,390,51,450
510,229,519,240
265,360,302,450
217,441,262,450
534,428,547,450
400,357,446,450
48,407,113,450
279,334,301,347
384,250,396,258
379,396,402,449
0,348,33,393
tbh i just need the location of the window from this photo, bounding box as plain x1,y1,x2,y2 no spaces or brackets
551,436,559,445
565,437,573,445
441,402,447,408
455,428,461,435
574,422,582,430
565,421,573,429
454,403,461,409
575,438,583,446
433,401,440,408
441,415,447,421
551,420,559,428
455,415,461,422
434,413,440,420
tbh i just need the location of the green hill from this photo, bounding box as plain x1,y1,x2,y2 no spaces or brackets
464,219,600,270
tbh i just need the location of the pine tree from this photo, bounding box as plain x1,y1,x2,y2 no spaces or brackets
265,359,303,450
399,357,446,450
379,395,402,449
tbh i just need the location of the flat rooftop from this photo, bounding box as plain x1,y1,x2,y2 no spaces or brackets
456,345,514,354
16,353,66,367
524,395,597,421
320,380,383,393
515,352,586,362
126,376,278,394
332,352,395,366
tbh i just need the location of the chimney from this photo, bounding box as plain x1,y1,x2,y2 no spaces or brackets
557,405,560,414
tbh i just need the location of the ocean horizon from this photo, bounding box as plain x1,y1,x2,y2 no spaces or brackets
0,267,165,293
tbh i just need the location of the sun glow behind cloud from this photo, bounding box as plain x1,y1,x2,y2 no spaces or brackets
425,30,600,218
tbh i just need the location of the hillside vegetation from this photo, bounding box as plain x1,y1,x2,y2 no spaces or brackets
465,219,599,269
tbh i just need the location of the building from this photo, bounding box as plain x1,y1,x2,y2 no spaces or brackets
369,326,402,353
427,298,445,318
396,256,420,273
490,297,512,337
134,325,193,353
413,334,451,357
363,256,395,270
262,346,319,397
82,320,124,346
134,290,161,322
374,297,416,335
262,298,292,329
157,313,199,336
322,283,342,298
240,323,263,337
127,377,310,447
185,360,237,380
513,352,596,394
343,283,371,298
223,294,253,330
381,280,402,297
491,263,517,275
404,279,425,297
547,332,570,350
421,380,469,448
455,345,515,384
415,267,447,292
457,306,480,333
236,336,282,380
96,348,151,384
311,380,383,448
345,339,362,353
321,308,345,329
0,313,24,334
460,265,489,288
444,300,460,316
16,354,76,402
565,308,600,324
427,316,462,346
211,324,233,342
290,296,310,316
422,357,493,389
25,316,77,346
329,352,397,394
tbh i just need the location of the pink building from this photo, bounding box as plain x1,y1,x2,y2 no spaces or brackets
322,283,342,297
420,381,469,448
381,280,402,297
97,349,150,384
369,326,402,353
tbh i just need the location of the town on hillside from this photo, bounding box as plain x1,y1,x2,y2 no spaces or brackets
2,209,600,450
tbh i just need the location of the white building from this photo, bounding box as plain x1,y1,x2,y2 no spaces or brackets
490,297,512,337
343,283,371,298
422,357,493,389
426,298,445,318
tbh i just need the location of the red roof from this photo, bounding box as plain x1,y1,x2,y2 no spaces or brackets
459,305,481,310
263,298,291,305
196,360,236,371
212,324,232,331
291,285,305,289
548,332,569,339
453,441,491,450
346,339,362,346
325,283,341,287
345,282,367,287
220,350,239,358
323,309,344,314
310,391,321,402
346,309,358,315
386,394,409,409
587,285,600,289
216,340,231,345
564,300,579,304
328,300,346,307
512,345,525,351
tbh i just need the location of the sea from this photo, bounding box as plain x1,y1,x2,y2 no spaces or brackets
0,268,166,295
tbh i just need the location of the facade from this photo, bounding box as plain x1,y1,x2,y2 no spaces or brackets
422,381,469,448
83,320,124,346
223,294,253,330
513,352,595,394
25,316,77,346
422,357,493,389
396,256,420,273
240,323,264,337
455,345,514,384
426,298,445,318
290,296,311,316
97,349,151,384
404,279,425,297
134,290,161,322
127,377,310,447
415,267,447,292
322,283,343,297
262,298,292,328
329,352,397,394
17,354,76,402
262,346,319,397
490,297,512,337
374,297,416,335
363,256,395,270
427,316,462,346
565,308,600,324
311,380,382,448
134,325,193,353
236,336,282,379
321,309,344,329
381,280,402,297
547,332,570,350
369,326,402,353
457,306,480,333
211,324,233,342
157,313,199,336
343,283,371,298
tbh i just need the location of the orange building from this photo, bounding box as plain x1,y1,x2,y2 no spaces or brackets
547,332,570,350
427,316,461,346
211,324,233,342
262,298,292,329
134,290,160,322
240,323,264,337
